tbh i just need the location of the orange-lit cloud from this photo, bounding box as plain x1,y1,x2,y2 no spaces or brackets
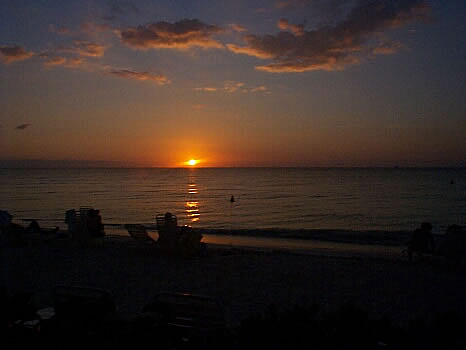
195,87,217,92
38,51,85,68
196,81,270,94
228,0,429,73
372,40,404,55
119,19,224,50
0,46,33,63
229,23,248,32
62,40,107,57
277,18,304,36
43,56,67,67
107,69,170,85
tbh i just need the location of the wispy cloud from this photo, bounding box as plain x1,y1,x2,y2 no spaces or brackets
228,0,429,73
229,23,248,33
119,19,224,50
195,87,217,92
38,51,85,68
223,81,244,93
43,56,67,67
277,18,304,36
61,40,107,57
0,46,33,64
106,69,170,85
15,124,31,130
196,81,270,94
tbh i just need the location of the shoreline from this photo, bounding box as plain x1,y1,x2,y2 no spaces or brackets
103,225,415,261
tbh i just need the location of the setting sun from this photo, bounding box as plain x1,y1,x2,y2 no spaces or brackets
185,159,199,166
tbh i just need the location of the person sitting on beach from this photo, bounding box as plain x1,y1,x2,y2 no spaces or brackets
0,211,27,246
407,222,434,262
27,220,41,234
87,209,104,237
178,225,203,257
157,212,179,251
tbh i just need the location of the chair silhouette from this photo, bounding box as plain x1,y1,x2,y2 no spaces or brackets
125,224,156,243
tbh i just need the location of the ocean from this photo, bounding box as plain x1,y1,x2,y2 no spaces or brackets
0,168,464,236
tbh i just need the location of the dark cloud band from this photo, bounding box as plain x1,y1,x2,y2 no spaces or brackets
0,46,33,63
228,0,429,73
119,19,224,49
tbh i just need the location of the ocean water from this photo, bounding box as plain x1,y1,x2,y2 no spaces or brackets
0,168,464,234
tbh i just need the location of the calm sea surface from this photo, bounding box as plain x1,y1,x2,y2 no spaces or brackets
0,168,464,233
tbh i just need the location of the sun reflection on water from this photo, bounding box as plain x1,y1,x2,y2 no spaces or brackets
186,177,200,223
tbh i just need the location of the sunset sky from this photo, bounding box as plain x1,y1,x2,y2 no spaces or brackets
1,0,465,167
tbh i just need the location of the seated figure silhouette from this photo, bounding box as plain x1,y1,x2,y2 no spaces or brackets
87,209,104,237
178,225,203,257
157,212,179,252
407,222,434,262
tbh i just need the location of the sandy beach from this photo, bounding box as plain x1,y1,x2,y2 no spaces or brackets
1,234,465,328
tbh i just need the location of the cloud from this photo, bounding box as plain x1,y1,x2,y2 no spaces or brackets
63,40,107,57
44,56,67,67
107,69,170,85
0,46,33,63
15,124,31,130
196,81,270,94
229,23,248,33
228,0,429,73
371,40,404,55
119,19,224,50
277,18,304,36
250,85,268,92
38,51,84,68
65,57,84,68
223,81,244,93
195,87,217,92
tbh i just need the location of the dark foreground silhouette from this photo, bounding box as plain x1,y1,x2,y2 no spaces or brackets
1,286,465,349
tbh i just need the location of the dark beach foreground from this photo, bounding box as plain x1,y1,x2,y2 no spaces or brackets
1,234,465,328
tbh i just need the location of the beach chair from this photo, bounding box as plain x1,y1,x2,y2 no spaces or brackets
125,224,156,243
142,292,226,346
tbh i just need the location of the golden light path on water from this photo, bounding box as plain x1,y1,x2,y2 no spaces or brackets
186,173,200,223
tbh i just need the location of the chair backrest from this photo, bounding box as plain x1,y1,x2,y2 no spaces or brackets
156,214,178,230
143,292,225,331
53,285,116,320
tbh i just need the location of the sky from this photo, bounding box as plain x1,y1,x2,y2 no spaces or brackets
0,0,465,167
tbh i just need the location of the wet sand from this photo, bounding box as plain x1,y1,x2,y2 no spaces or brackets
1,235,465,327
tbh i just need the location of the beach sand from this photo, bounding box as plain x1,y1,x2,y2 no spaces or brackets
1,235,465,328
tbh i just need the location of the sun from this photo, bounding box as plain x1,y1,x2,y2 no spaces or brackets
185,159,199,166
